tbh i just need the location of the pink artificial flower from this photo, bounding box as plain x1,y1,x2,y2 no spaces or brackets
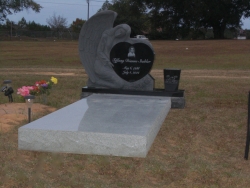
17,86,34,97
26,86,34,90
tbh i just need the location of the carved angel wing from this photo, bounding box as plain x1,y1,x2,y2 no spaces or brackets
79,10,117,83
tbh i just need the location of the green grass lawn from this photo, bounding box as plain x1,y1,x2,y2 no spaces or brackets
0,40,250,187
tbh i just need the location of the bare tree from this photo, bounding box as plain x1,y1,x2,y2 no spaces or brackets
46,13,67,38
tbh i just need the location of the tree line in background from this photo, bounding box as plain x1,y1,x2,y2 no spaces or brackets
1,0,250,40
99,0,250,39
0,16,85,32
0,0,85,39
0,16,86,40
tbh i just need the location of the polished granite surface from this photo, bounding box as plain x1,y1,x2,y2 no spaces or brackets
19,93,171,157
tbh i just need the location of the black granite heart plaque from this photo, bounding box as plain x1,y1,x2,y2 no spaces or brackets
110,42,154,82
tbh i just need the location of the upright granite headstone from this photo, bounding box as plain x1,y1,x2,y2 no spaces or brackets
79,10,155,90
18,11,175,158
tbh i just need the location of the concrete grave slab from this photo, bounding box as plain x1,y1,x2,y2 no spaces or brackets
18,94,171,157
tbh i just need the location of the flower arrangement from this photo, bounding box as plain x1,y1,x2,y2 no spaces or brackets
17,77,58,100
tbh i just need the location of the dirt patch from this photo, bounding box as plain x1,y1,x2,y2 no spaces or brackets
29,72,76,76
0,68,87,77
2,68,250,79
150,69,250,79
0,103,56,133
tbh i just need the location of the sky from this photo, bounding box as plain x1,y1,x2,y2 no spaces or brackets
5,0,250,29
6,0,104,26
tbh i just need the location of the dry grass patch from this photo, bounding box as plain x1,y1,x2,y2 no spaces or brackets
151,40,250,70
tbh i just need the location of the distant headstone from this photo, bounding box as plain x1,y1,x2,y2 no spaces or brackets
79,10,154,90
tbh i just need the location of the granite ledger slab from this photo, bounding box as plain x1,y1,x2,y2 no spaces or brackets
18,94,171,157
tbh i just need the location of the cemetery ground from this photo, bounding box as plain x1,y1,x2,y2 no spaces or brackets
0,40,250,187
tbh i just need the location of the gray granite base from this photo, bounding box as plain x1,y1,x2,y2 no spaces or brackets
18,94,171,157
